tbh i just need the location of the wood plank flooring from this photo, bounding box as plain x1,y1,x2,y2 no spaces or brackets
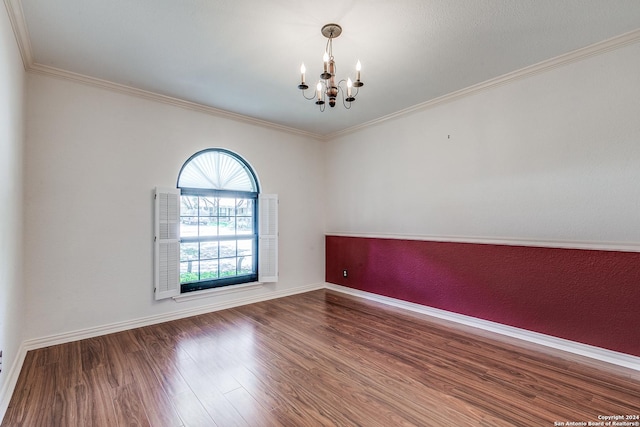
3,289,639,426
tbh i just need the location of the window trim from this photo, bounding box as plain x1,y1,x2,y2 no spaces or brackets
154,150,277,301
177,149,261,293
153,189,278,300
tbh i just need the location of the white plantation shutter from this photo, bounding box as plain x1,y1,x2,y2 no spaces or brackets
258,194,278,283
154,187,181,300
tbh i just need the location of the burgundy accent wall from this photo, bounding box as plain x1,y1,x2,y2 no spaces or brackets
326,235,640,357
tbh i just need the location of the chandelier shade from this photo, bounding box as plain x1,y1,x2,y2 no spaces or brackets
298,23,364,111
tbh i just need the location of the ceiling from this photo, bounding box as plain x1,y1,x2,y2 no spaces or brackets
9,0,640,137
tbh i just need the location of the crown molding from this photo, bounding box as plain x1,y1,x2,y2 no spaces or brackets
326,28,640,140
3,0,32,69
325,231,640,253
6,0,640,142
4,0,322,140
26,63,323,140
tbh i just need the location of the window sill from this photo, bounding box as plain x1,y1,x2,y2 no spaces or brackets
172,282,264,303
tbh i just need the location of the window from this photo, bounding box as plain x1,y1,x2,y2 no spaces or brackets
178,149,259,292
154,149,277,300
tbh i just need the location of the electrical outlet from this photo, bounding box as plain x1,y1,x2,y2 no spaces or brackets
343,269,348,278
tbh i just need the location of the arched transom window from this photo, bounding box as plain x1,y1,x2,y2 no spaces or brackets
177,149,258,191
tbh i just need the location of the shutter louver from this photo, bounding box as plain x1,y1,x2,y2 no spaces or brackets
258,194,278,283
154,187,181,299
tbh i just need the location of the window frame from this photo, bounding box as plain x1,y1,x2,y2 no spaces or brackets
176,149,261,293
178,188,258,292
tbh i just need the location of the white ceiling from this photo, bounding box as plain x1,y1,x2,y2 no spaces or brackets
11,0,640,137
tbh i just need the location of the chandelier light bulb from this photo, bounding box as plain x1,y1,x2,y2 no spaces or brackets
347,78,353,97
300,63,306,83
356,60,361,80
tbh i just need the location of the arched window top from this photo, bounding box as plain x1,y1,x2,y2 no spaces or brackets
177,149,259,192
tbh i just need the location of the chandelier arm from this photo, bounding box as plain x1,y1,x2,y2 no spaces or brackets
336,79,357,108
336,83,353,109
301,89,317,101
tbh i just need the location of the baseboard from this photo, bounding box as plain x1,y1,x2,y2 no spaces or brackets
0,282,324,423
23,282,325,351
325,283,640,372
0,342,28,423
4,280,638,423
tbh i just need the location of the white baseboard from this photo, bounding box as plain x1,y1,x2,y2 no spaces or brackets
23,282,325,351
1,282,324,423
3,281,638,423
21,284,636,373
326,283,640,372
0,343,28,424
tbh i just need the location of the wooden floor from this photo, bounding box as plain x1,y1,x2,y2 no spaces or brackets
3,290,639,426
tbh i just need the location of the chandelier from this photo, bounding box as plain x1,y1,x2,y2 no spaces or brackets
297,23,363,111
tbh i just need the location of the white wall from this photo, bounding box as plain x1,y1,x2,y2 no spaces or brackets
0,2,25,413
325,41,640,245
24,73,325,340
